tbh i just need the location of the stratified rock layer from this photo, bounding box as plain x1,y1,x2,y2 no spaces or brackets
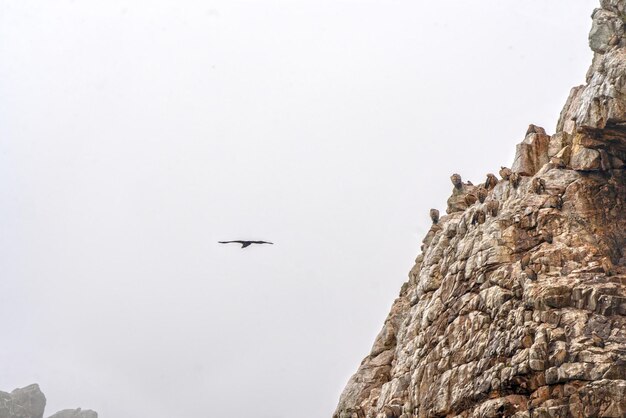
334,2,626,417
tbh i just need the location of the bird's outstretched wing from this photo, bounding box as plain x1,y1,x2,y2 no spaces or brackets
219,240,247,247
219,240,273,248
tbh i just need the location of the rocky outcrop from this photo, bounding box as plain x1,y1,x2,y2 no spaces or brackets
0,385,96,418
47,409,97,418
334,2,626,417
0,385,46,418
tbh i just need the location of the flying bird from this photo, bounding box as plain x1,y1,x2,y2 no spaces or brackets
218,240,274,248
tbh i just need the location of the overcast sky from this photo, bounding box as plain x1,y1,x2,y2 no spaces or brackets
0,1,596,417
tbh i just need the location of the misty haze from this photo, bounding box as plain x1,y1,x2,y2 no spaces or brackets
1,1,599,417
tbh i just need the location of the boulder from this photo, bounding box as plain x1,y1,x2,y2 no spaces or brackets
0,384,46,418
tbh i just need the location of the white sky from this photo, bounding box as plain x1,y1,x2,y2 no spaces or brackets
1,1,596,417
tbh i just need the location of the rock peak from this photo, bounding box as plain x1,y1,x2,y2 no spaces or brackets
334,2,626,417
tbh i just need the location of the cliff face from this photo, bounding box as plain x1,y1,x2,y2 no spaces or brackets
334,2,626,418
0,385,97,418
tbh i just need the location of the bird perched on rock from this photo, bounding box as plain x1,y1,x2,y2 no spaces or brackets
484,173,498,190
510,172,521,188
600,149,612,171
477,187,488,203
532,177,546,194
451,173,463,189
555,195,564,210
486,200,499,216
520,254,531,270
471,209,486,225
601,257,614,276
430,208,440,224
523,266,537,281
499,166,512,180
464,193,478,206
219,240,274,248
540,229,553,244
591,331,605,348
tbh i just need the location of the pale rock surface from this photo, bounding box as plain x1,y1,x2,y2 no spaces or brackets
334,2,626,417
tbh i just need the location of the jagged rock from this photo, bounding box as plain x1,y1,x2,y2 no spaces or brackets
553,145,572,168
48,409,97,418
0,385,96,418
0,384,46,418
511,130,551,176
557,86,586,134
334,2,626,417
571,146,602,170
569,48,626,131
548,132,571,158
600,0,626,15
446,181,477,214
527,124,547,135
589,8,625,53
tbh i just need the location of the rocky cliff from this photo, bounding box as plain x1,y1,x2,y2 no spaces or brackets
0,385,96,418
334,2,626,417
